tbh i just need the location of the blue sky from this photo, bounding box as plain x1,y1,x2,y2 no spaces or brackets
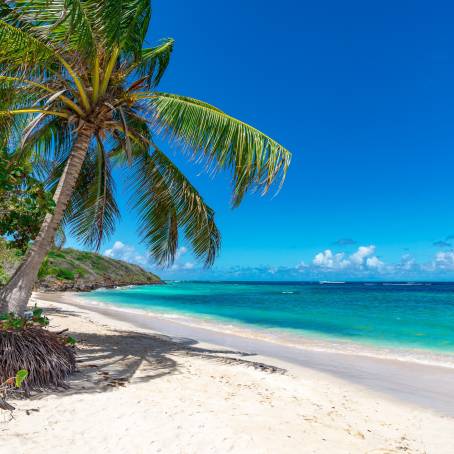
69,0,454,280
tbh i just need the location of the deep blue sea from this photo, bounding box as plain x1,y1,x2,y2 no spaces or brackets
80,281,454,354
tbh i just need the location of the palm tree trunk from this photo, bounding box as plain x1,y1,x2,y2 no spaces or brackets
0,125,95,315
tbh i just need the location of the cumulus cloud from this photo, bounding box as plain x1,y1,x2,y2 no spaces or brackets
104,241,148,266
365,256,384,269
230,246,454,279
350,245,376,265
433,251,454,271
312,245,383,272
103,240,454,280
103,242,195,274
313,250,349,269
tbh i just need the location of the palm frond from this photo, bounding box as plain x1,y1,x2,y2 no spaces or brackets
3,0,97,56
141,92,292,206
23,117,73,169
0,75,84,115
131,145,220,267
119,0,151,56
51,142,120,250
0,19,90,109
49,0,98,56
127,38,174,88
68,140,120,250
88,0,151,55
0,19,58,69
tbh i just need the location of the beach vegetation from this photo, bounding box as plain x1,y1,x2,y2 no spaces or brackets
0,369,28,411
0,307,76,392
54,267,76,281
0,239,22,285
0,150,55,252
1,242,161,290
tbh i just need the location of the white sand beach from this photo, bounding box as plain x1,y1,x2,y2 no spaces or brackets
2,293,454,454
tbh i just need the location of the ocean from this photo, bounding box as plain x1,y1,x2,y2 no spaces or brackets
79,281,454,355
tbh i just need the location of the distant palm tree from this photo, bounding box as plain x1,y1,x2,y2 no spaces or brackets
0,1,291,315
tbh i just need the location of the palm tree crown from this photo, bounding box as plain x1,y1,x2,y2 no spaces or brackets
0,0,291,313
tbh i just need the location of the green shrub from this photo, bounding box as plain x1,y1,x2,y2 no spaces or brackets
47,250,65,259
0,239,21,284
55,268,75,281
74,267,87,278
37,257,50,279
0,267,8,286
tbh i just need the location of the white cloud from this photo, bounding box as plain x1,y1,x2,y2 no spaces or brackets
366,256,384,269
433,251,454,271
311,245,384,273
313,250,349,269
104,241,148,266
350,245,376,265
103,241,197,274
104,240,125,257
103,240,454,280
396,254,417,272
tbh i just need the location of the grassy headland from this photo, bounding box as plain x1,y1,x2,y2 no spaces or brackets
0,240,161,292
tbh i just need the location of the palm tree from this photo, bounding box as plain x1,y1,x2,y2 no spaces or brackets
0,0,291,315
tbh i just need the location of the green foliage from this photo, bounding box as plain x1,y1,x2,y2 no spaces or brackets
54,267,75,281
0,238,21,284
0,313,27,330
15,369,28,388
31,306,50,326
0,151,55,251
36,247,161,285
0,369,29,411
74,267,87,278
48,251,65,259
0,268,8,286
64,336,77,346
131,146,220,266
148,93,291,207
37,257,50,279
0,305,49,331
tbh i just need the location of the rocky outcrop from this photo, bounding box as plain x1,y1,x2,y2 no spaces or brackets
37,276,162,292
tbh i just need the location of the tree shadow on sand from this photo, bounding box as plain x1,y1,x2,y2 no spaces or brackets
31,306,286,399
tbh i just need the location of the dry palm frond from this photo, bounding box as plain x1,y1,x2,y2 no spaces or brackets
0,327,76,392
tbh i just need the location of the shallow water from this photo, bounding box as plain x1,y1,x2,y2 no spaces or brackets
80,281,454,354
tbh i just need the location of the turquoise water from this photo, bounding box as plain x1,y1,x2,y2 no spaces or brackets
80,281,454,353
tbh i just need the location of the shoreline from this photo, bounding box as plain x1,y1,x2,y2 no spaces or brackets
76,290,454,369
38,291,454,417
